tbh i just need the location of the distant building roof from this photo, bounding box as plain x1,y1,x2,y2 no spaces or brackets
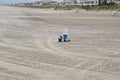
37,0,51,3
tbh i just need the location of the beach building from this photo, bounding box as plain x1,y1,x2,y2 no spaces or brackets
107,0,120,3
63,0,120,6
37,0,51,3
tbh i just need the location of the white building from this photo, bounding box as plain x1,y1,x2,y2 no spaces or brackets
63,0,120,6
34,0,59,6
34,0,51,6
107,0,120,3
64,0,101,6
37,0,51,3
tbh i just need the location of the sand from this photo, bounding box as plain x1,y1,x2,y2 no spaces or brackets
0,6,120,80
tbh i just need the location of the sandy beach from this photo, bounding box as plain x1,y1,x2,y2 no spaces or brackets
0,6,120,80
